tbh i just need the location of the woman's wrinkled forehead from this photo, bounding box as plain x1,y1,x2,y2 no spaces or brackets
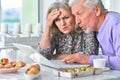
59,8,73,15
48,2,71,13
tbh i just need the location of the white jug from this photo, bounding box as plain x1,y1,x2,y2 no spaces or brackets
0,48,16,62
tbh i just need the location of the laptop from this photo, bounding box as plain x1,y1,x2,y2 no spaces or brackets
12,43,89,70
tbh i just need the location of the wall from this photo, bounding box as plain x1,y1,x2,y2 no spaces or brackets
102,0,120,12
109,0,120,12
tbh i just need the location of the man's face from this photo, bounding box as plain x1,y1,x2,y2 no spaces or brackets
71,2,98,32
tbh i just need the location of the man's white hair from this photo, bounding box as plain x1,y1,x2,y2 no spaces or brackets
69,0,107,12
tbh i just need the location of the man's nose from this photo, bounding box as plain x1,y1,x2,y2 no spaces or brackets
75,16,81,24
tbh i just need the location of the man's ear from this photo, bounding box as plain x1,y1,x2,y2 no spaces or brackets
94,6,101,16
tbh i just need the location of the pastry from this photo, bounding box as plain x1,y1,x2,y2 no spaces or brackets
28,64,40,70
4,63,13,68
0,64,4,68
0,59,26,69
34,64,40,70
0,58,9,65
10,61,16,67
15,61,26,68
26,64,40,75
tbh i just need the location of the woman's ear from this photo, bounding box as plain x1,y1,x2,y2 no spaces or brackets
94,6,101,16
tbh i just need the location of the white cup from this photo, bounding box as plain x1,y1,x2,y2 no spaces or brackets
93,59,106,68
0,49,16,62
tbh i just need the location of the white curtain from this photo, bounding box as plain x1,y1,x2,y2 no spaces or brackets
110,0,120,12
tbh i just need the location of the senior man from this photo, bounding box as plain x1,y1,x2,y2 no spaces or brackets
62,0,120,70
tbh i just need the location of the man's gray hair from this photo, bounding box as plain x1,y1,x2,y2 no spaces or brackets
69,0,107,12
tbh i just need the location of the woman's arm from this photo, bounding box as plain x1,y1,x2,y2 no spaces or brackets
38,9,60,59
39,9,60,49
39,26,51,49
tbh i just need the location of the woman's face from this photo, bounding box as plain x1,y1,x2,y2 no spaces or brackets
54,8,75,34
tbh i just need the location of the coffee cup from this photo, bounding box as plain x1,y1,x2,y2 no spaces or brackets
93,59,106,69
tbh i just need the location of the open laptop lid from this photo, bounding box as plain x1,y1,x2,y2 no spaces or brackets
12,43,89,70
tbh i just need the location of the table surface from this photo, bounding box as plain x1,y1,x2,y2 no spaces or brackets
0,65,120,80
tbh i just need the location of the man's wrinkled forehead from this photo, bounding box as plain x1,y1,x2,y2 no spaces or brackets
70,1,84,15
71,4,79,15
69,0,84,6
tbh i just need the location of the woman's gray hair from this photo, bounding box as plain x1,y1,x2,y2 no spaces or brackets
46,2,71,35
47,2,71,16
69,0,107,12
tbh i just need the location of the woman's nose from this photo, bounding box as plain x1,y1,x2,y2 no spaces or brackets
61,19,66,26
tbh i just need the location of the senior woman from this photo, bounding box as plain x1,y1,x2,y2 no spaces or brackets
38,2,99,60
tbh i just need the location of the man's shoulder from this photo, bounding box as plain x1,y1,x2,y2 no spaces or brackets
108,11,120,19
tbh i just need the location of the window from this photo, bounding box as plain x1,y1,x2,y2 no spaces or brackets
0,0,39,35
1,0,22,33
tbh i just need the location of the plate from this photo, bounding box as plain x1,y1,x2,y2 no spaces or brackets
0,68,19,74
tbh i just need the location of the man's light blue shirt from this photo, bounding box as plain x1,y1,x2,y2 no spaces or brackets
90,12,120,70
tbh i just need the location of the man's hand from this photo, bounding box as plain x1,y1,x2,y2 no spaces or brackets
62,53,90,64
53,54,71,60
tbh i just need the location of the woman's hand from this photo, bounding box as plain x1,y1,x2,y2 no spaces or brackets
46,9,60,28
62,53,90,64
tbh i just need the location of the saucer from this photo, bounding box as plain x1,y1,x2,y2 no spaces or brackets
103,67,110,71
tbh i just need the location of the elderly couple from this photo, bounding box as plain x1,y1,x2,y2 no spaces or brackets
38,0,120,71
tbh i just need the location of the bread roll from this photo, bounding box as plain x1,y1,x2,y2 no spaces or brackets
15,61,26,68
4,63,13,68
0,64,4,68
0,58,9,65
26,64,40,75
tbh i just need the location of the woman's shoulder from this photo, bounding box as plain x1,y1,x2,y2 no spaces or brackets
51,34,59,39
51,33,64,40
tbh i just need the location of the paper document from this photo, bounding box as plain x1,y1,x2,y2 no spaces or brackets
13,43,89,70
